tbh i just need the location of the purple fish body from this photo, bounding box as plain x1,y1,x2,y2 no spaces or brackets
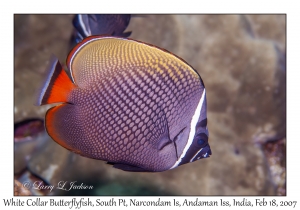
36,36,211,172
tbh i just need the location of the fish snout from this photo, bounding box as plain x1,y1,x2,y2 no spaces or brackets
191,144,212,162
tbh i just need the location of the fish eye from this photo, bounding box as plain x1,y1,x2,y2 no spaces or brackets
197,139,205,146
193,133,208,148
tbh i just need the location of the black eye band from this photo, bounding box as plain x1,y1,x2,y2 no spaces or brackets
196,118,207,130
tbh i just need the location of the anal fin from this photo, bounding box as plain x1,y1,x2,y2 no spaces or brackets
107,162,150,172
45,103,84,156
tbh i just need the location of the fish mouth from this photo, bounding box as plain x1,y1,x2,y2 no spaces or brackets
191,144,212,162
199,144,212,159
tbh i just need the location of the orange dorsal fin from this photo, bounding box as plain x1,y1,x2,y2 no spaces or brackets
36,55,76,105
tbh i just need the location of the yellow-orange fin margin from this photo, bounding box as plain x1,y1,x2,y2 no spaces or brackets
45,104,83,155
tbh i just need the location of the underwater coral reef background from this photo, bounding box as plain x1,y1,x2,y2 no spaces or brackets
14,14,286,195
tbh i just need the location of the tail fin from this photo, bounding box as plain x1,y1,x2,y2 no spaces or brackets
35,55,76,106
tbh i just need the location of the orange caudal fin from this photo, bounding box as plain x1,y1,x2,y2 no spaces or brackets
35,55,76,105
